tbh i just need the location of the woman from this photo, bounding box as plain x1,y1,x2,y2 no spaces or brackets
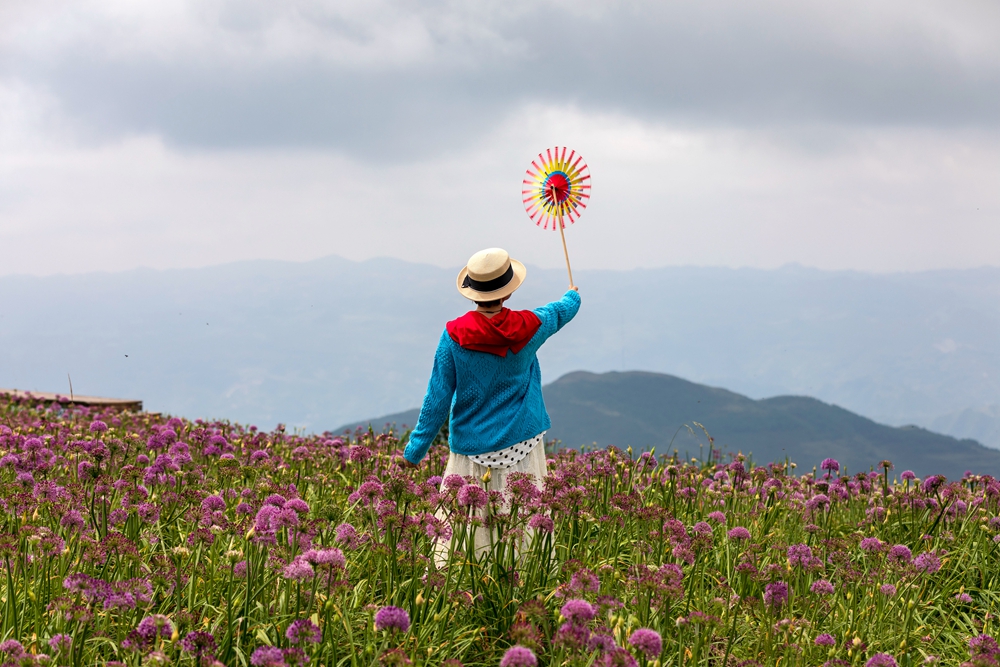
402,247,580,553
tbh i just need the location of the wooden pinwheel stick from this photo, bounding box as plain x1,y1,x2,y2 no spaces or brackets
550,184,575,289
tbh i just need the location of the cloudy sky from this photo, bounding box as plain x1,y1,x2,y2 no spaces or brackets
2,0,999,276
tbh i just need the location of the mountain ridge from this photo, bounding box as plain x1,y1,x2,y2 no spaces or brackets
337,370,997,479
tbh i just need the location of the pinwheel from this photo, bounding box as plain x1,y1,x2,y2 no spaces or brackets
522,147,591,287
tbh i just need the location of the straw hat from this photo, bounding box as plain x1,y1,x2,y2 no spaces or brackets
456,248,527,301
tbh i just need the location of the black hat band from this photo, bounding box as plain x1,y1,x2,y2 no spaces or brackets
462,263,514,292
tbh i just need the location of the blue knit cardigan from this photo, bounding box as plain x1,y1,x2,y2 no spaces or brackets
403,290,581,464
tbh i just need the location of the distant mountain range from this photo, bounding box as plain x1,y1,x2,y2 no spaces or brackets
2,257,998,444
337,370,1000,479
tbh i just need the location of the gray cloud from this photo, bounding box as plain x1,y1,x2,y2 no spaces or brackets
5,1,999,157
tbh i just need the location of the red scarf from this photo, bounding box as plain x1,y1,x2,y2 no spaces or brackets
446,309,542,357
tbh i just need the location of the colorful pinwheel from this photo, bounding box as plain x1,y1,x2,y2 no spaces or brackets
522,147,591,287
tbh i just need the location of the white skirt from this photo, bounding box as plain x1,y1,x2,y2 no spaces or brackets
434,433,548,565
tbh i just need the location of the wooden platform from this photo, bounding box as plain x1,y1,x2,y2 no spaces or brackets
0,388,142,412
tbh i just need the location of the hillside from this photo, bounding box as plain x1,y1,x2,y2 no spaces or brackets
339,370,1000,479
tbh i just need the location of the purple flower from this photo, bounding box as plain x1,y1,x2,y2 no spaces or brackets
443,474,466,491
500,646,537,667
805,494,830,511
90,420,109,433
921,475,946,494
201,495,226,512
628,628,662,658
250,646,286,667
880,584,897,596
727,527,751,541
815,633,836,647
810,579,835,595
955,593,973,603
250,450,270,464
913,552,941,573
283,559,314,581
48,634,72,653
860,537,883,552
270,508,300,530
137,503,161,524
335,523,360,547
180,631,217,657
865,654,898,667
561,599,597,624
887,545,912,566
305,548,346,568
284,498,310,515
820,458,840,474
707,511,726,523
0,640,24,657
355,481,384,506
528,514,554,533
763,581,789,608
374,606,410,633
457,484,488,509
900,470,916,481
286,618,322,644
787,544,814,568
969,634,1000,658
136,615,174,641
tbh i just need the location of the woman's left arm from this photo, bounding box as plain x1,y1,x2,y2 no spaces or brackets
403,331,457,465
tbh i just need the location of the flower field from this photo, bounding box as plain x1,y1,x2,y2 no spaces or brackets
0,394,998,667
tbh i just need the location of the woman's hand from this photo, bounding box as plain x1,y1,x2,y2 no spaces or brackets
570,285,579,293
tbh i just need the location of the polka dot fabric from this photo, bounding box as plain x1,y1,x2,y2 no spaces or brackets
468,432,544,469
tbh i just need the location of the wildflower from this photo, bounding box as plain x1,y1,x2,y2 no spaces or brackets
380,648,413,667
860,537,883,552
921,475,946,494
955,592,973,603
913,552,941,573
137,503,161,524
787,543,814,568
285,618,322,644
568,568,600,594
865,654,898,667
763,581,789,608
250,646,286,667
727,527,751,541
250,450,270,464
270,508,300,530
335,523,360,547
135,614,174,641
201,495,225,512
880,584,897,596
180,631,217,658
90,420,109,433
443,474,466,491
887,545,912,566
528,514,554,533
969,634,999,658
457,484,488,509
806,494,831,511
560,599,597,624
500,646,538,667
374,606,410,633
284,498,310,514
810,579,835,595
815,634,836,647
0,641,24,658
48,635,72,653
354,481,384,506
820,458,840,475
707,511,726,523
283,559,314,581
628,628,662,658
